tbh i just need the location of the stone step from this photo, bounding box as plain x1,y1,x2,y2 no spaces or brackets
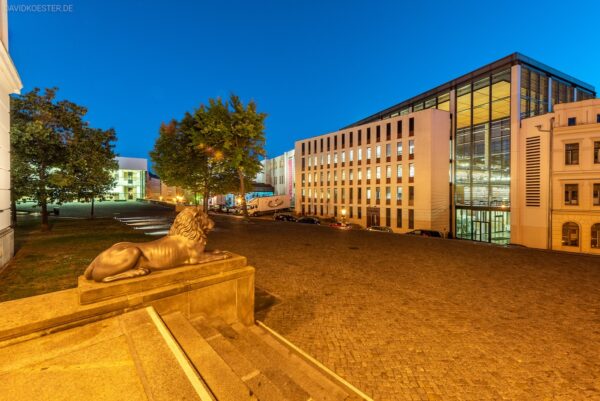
190,316,290,401
161,312,257,401
116,308,206,401
207,318,312,401
244,324,353,401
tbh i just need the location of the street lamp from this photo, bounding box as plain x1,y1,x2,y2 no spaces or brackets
341,208,347,225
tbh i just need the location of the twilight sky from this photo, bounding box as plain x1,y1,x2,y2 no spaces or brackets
9,0,600,168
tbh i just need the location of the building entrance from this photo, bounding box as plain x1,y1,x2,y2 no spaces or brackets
367,207,380,227
456,208,510,245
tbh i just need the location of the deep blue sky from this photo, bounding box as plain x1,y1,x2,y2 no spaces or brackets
9,0,600,166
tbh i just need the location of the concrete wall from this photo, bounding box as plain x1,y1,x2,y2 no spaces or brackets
513,114,552,249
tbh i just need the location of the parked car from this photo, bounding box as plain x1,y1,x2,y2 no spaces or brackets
405,229,443,238
329,221,352,230
296,216,320,225
274,213,297,222
366,226,393,233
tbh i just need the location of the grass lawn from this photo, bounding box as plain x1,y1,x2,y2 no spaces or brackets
0,216,152,302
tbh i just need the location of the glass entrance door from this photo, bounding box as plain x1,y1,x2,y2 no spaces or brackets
471,210,490,242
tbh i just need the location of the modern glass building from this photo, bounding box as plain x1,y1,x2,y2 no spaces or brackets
342,53,595,244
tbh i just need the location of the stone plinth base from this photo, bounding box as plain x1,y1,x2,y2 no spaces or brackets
0,252,255,343
78,253,248,305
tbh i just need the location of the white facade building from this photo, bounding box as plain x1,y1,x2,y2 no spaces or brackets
1,0,22,267
264,150,295,206
110,157,147,201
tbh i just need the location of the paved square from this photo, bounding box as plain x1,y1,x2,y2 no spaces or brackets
209,215,600,400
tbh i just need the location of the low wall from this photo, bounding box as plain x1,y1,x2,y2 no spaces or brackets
0,253,254,343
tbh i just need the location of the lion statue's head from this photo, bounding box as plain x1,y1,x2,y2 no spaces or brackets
169,207,214,243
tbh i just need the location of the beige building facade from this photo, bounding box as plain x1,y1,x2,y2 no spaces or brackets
295,108,450,233
0,0,22,268
514,99,600,255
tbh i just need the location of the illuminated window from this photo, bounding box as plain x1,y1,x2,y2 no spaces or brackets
357,169,362,181
592,224,600,248
397,142,403,156
358,148,362,161
327,154,331,165
562,222,579,246
397,165,403,178
366,167,371,180
341,151,346,163
396,187,403,201
564,184,578,205
386,165,391,179
349,149,354,162
366,188,371,201
376,145,381,159
376,166,381,179
386,187,391,200
565,143,579,165
376,187,381,200
334,153,338,164
341,170,346,181
386,144,391,158
367,147,372,160
409,163,414,178
409,140,414,155
349,169,353,181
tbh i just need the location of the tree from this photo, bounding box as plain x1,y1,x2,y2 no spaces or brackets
150,116,237,211
65,127,118,218
10,88,88,231
198,94,266,219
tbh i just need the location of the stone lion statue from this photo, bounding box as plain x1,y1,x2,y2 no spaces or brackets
84,207,229,282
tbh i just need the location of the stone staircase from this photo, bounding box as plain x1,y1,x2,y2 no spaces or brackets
159,310,367,401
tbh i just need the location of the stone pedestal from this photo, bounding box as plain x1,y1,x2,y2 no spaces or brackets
0,252,255,343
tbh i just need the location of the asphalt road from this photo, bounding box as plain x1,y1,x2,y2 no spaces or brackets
207,214,600,401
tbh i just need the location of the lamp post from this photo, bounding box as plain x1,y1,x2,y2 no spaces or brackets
341,208,347,226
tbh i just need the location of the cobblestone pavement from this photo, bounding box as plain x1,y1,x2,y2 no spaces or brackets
208,215,600,401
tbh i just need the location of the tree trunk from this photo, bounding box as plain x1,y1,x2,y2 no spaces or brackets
10,200,16,226
91,197,95,219
238,168,249,221
41,200,49,232
202,191,209,212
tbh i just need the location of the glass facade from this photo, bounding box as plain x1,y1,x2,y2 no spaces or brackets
455,69,511,244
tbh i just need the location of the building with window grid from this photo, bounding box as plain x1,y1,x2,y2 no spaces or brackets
294,53,595,245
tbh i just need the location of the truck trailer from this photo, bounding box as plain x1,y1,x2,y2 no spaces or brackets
247,195,291,216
